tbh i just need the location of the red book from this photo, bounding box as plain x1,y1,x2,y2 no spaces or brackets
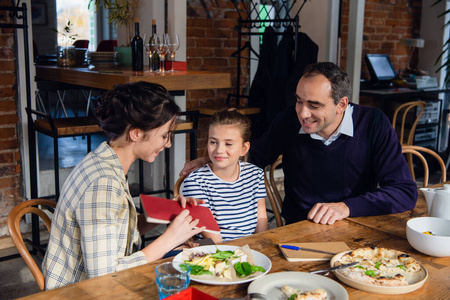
140,194,220,234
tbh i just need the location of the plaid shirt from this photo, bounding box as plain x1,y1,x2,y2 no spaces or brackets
42,142,147,290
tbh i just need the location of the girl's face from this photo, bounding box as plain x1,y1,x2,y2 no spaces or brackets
135,117,174,163
207,124,250,171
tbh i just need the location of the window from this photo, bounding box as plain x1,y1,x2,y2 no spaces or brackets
56,0,116,51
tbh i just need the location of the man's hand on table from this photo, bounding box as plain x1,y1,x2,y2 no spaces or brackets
307,202,350,225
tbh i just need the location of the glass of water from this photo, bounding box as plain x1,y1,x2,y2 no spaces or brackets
155,262,190,299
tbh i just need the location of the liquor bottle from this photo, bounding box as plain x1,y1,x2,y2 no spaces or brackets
131,18,143,71
149,19,160,71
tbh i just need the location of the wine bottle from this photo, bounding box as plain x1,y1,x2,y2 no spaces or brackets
149,19,160,71
131,18,143,71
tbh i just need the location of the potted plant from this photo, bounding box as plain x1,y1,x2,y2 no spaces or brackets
433,0,449,86
54,20,78,67
89,0,139,66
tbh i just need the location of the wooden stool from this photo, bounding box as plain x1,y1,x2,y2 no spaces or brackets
26,107,104,199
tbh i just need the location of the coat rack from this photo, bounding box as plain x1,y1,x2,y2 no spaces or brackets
229,0,306,106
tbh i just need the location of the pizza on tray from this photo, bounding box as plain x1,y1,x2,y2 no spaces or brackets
332,246,422,287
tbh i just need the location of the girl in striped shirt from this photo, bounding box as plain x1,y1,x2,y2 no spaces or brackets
182,109,268,243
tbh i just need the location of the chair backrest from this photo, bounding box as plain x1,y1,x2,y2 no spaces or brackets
7,199,57,291
96,40,118,52
392,101,427,145
73,39,89,48
174,175,186,197
402,145,446,187
265,155,284,227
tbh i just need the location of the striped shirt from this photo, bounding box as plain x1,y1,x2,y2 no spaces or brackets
42,142,147,290
182,161,267,241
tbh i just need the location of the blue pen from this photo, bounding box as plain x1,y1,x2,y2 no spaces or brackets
281,245,300,250
281,245,336,255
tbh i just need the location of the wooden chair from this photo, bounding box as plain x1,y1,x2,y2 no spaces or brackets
173,175,186,197
392,101,427,146
392,101,427,179
7,199,57,291
402,145,446,187
26,107,104,199
265,155,284,227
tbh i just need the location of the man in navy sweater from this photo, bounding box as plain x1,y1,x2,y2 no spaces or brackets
182,62,417,225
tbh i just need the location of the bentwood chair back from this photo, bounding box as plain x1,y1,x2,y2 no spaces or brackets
265,155,284,227
392,101,427,146
393,101,427,180
173,175,186,197
7,199,57,291
402,145,446,187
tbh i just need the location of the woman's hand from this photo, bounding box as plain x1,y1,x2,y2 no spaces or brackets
163,210,205,247
141,210,205,262
179,157,210,176
173,194,205,209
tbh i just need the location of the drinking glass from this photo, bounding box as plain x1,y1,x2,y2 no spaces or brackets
155,262,190,299
156,33,169,73
166,33,180,73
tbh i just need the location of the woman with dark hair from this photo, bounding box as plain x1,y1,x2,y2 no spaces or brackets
42,82,204,290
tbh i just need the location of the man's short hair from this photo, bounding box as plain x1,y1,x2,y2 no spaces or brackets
303,62,352,105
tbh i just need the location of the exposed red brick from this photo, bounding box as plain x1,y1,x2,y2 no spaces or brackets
0,152,13,163
0,165,15,177
0,139,18,151
187,48,214,58
0,100,17,112
0,113,18,125
0,73,15,85
0,87,15,97
0,177,17,189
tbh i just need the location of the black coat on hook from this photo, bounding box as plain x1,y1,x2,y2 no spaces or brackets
249,27,318,136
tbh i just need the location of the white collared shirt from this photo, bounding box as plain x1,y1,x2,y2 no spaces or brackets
299,104,354,146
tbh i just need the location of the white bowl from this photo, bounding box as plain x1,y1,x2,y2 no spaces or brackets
406,217,450,257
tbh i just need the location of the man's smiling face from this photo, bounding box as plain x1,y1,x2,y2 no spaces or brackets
295,74,347,140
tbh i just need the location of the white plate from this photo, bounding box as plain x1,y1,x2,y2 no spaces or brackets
330,250,428,294
247,272,348,300
172,245,271,285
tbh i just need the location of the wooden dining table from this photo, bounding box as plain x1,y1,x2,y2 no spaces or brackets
20,184,450,300
34,65,232,91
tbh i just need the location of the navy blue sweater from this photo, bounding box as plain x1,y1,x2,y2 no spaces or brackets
250,103,417,223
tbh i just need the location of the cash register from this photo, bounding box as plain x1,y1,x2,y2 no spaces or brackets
363,54,397,89
363,54,438,90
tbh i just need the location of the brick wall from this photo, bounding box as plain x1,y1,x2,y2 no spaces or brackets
186,0,249,155
186,0,420,157
340,0,422,78
0,0,23,238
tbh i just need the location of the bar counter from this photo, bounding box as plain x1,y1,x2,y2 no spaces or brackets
35,65,232,91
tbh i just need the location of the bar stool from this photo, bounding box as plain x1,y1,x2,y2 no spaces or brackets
26,107,104,199
137,110,199,198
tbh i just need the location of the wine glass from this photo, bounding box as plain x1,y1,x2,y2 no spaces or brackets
156,33,169,73
166,33,180,73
